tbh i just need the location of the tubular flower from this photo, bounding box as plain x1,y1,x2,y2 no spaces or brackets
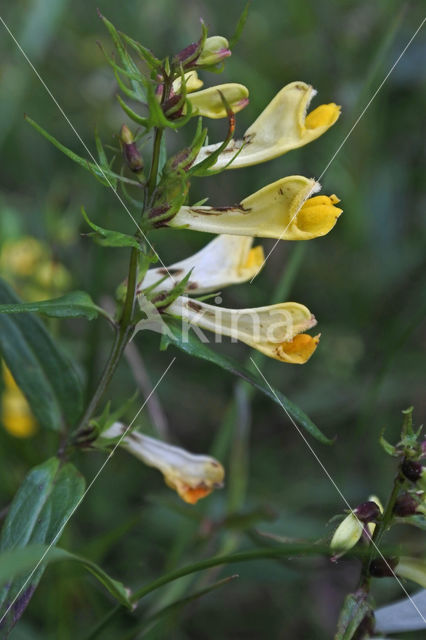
185,83,249,119
165,297,319,364
103,422,225,504
1,364,37,438
138,235,264,295
195,81,341,169
169,176,342,240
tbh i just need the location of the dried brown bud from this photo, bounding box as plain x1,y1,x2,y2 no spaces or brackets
393,492,418,517
402,458,422,482
369,557,398,578
354,501,381,523
120,125,143,172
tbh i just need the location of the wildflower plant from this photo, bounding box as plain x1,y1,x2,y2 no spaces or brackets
0,8,423,639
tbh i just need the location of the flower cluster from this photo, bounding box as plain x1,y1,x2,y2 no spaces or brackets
134,64,342,365
31,15,343,502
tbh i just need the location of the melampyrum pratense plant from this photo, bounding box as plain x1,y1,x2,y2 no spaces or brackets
0,9,424,638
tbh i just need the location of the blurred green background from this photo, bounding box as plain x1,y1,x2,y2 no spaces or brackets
0,0,425,638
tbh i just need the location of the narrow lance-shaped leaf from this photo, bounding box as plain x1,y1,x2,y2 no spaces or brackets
0,291,108,321
159,319,332,444
81,207,144,250
25,116,141,187
0,459,85,633
0,279,84,430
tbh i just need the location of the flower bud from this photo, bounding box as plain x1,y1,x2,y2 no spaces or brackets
120,125,144,173
401,458,422,482
330,512,363,556
394,492,419,517
197,36,231,67
369,557,398,578
354,501,381,523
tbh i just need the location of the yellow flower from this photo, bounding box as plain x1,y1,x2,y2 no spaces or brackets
138,235,264,295
186,83,249,119
169,176,342,240
103,423,225,504
1,365,37,438
0,237,46,277
165,297,318,364
195,81,340,169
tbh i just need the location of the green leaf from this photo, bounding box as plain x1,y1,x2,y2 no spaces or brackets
0,291,107,321
0,459,85,632
160,319,332,444
0,279,84,430
379,430,397,456
25,115,141,187
81,207,143,250
99,12,146,102
334,590,373,640
0,546,131,610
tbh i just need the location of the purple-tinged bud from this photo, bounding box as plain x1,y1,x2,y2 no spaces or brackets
369,557,398,578
394,492,419,517
175,42,200,65
402,458,422,482
354,501,381,523
197,36,231,67
421,440,426,457
120,125,144,173
162,94,184,120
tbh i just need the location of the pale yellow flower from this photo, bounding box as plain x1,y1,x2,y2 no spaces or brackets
165,296,318,364
169,176,342,240
195,81,340,169
138,235,264,295
103,423,225,504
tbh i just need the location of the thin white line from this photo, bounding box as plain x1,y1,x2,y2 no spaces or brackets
0,357,176,626
250,357,426,623
0,14,175,283
250,15,425,284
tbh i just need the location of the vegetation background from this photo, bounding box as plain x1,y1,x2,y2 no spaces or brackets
0,0,425,637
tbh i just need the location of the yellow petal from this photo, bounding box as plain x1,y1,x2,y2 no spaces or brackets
367,494,384,535
305,103,340,129
171,176,323,240
295,194,343,239
172,70,204,94
1,390,37,438
138,235,263,295
187,83,249,119
195,81,341,169
103,423,225,504
275,333,320,364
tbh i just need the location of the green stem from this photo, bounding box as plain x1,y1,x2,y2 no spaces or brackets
73,122,165,438
147,127,163,197
360,470,404,587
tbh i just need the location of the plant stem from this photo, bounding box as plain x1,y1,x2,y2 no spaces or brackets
73,127,164,438
359,469,404,587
